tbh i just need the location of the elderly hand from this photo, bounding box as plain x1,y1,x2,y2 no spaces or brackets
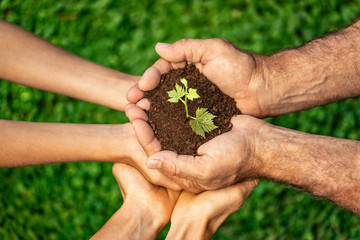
127,38,268,118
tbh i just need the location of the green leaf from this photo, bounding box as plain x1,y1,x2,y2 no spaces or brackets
180,78,188,88
167,84,185,103
187,88,200,101
189,108,218,138
175,83,185,97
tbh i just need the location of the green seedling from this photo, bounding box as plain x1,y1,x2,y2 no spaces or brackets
167,78,218,138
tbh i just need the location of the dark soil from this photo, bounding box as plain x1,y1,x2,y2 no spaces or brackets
144,64,241,156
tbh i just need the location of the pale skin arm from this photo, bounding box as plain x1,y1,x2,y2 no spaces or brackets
0,20,139,111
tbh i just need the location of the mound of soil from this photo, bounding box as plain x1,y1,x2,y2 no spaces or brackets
144,64,241,156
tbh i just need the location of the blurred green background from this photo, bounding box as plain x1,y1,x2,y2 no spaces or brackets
1,0,360,239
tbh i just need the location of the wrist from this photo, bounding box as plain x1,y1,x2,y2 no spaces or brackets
85,123,134,163
167,217,208,240
253,122,282,179
248,54,274,118
92,201,164,240
123,201,166,236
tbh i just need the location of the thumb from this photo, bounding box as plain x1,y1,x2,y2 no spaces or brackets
147,151,204,180
155,39,209,64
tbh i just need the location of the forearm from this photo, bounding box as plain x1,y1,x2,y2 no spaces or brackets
258,125,360,214
0,20,139,111
91,202,164,240
0,120,133,167
259,20,360,116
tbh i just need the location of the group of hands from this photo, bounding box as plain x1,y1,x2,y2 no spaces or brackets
93,38,265,239
3,19,359,239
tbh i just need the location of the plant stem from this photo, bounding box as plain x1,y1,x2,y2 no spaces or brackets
184,84,189,119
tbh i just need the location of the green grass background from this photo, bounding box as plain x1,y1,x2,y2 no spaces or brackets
1,0,360,239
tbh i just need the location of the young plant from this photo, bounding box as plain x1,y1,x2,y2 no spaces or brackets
167,78,218,138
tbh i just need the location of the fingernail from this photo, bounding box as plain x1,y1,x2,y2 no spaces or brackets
147,159,162,169
156,42,171,48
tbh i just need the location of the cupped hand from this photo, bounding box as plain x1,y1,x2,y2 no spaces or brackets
119,122,182,191
126,106,267,193
166,179,258,240
127,38,268,118
112,163,180,226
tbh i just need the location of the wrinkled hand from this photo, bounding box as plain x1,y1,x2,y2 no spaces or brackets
166,179,258,240
112,163,180,227
126,106,267,193
127,38,267,117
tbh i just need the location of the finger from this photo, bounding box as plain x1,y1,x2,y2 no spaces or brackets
125,105,148,122
138,58,173,91
132,119,161,156
126,83,144,104
136,98,150,111
147,171,183,192
197,130,233,155
155,39,210,64
147,151,206,181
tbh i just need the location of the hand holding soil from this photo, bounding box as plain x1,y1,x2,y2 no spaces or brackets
127,38,267,118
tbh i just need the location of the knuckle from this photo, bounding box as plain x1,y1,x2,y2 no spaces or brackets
168,161,178,177
197,165,212,182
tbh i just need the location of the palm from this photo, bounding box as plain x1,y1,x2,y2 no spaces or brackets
112,163,179,219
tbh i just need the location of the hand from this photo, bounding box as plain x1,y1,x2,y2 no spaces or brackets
91,164,180,240
112,163,180,227
126,108,266,193
116,122,182,191
127,38,268,117
166,179,258,240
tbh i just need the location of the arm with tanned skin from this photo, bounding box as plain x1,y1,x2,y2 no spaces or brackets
0,20,139,112
258,20,360,116
0,120,181,190
0,20,181,189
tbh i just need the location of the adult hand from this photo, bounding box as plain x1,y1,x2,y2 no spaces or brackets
127,38,268,118
91,163,180,240
112,163,180,228
117,122,182,191
126,109,266,193
166,179,258,240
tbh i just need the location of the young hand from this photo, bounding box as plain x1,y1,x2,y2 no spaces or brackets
92,163,180,240
166,179,258,240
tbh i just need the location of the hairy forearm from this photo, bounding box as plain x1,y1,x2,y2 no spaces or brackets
259,20,360,116
0,20,139,111
0,120,133,167
91,203,163,240
258,125,360,214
